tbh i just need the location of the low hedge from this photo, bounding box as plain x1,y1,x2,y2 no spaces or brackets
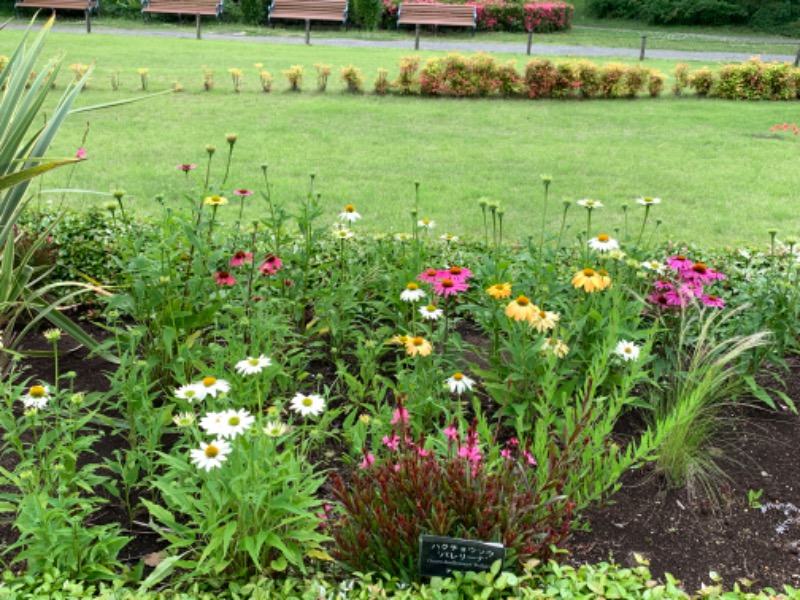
675,58,800,100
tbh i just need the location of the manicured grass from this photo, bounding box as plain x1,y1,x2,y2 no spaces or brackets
3,29,800,247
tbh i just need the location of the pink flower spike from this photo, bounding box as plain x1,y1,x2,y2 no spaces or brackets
233,188,253,197
391,407,409,425
215,270,236,286
176,163,196,172
229,251,254,267
522,450,537,466
508,437,520,446
76,147,87,160
259,254,283,275
443,426,459,440
359,453,375,469
433,278,469,297
382,435,400,451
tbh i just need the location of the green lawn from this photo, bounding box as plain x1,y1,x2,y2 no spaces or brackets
3,28,800,247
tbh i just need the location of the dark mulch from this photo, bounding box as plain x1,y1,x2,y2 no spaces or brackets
8,326,800,592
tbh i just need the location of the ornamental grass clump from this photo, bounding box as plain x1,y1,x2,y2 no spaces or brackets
329,420,575,581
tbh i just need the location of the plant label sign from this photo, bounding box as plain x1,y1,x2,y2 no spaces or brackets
418,535,505,578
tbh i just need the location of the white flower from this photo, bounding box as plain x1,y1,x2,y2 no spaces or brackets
216,408,255,439
417,219,435,229
588,234,619,252
290,393,325,417
446,372,475,395
615,340,641,362
190,438,232,471
196,377,231,399
400,283,426,303
529,309,560,333
263,420,291,437
21,385,50,409
333,228,355,240
339,204,361,222
541,338,570,358
172,412,196,427
175,383,204,403
199,411,227,436
419,304,443,321
235,355,272,375
577,199,603,209
440,234,458,242
641,260,665,274
636,197,661,206
394,232,412,242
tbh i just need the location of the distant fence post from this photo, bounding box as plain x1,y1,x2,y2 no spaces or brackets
795,43,800,67
526,28,533,55
639,35,647,61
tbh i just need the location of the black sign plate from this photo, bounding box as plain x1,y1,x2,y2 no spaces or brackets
418,535,505,578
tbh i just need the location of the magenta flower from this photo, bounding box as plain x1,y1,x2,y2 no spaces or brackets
500,448,513,460
666,254,693,271
457,445,482,463
259,254,283,275
418,268,440,284
437,265,474,282
391,406,409,425
681,261,726,285
382,435,400,451
215,270,236,286
433,277,469,297
76,147,87,160
522,450,537,466
359,453,375,469
233,188,253,197
229,251,254,267
176,163,196,172
701,294,725,308
443,425,458,441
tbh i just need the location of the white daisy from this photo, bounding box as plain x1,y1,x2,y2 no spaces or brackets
400,283,426,303
173,412,196,427
417,219,435,229
215,408,255,439
339,204,361,222
333,228,355,240
196,377,231,399
263,420,292,437
636,197,661,206
290,393,326,417
394,232,412,242
419,304,443,321
446,372,475,395
190,438,232,471
21,385,50,409
234,355,272,376
175,383,204,403
440,234,458,242
641,260,665,274
615,340,641,362
199,411,227,436
577,199,603,209
588,234,619,252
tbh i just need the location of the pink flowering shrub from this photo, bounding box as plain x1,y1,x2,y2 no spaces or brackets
329,419,575,579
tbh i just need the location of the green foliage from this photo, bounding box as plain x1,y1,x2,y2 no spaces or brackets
352,0,383,30
240,0,268,25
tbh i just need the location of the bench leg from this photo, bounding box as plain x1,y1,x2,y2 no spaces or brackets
305,19,310,44
196,13,201,39
85,9,91,33
414,23,420,50
526,29,533,55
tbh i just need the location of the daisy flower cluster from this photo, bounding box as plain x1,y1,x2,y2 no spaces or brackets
647,254,727,309
505,294,560,332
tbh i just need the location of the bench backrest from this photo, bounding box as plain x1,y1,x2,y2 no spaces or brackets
397,3,475,26
269,0,347,21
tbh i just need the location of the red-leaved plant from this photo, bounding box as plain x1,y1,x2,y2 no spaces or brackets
328,416,578,580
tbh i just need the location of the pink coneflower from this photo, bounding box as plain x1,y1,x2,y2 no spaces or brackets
666,254,693,271
259,254,283,275
76,147,87,160
701,294,725,308
647,291,671,307
233,188,253,197
215,270,236,286
229,251,253,267
438,265,474,282
176,163,196,172
418,268,440,284
433,278,469,297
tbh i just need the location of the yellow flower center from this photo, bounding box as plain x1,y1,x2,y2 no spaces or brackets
425,304,437,312
248,358,260,365
644,197,654,203
412,337,424,346
539,310,547,319
597,234,610,242
205,445,219,458
453,372,463,380
345,204,356,212
202,377,217,387
228,416,240,426
441,279,454,288
516,295,530,306
29,385,45,398
624,347,633,354
302,397,313,407
693,262,707,274
582,268,596,276
406,283,419,291
422,219,430,225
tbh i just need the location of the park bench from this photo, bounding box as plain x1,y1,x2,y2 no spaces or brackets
268,0,348,45
141,0,223,39
14,0,98,33
397,3,476,49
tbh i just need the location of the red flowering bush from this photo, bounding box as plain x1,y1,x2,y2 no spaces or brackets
420,53,522,96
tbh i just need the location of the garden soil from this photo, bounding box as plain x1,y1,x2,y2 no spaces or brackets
8,328,800,593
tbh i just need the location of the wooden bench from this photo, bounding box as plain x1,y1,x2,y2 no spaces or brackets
141,0,223,39
14,0,99,33
397,3,476,49
268,0,348,45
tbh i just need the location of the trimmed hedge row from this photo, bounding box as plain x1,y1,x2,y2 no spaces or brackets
675,58,800,100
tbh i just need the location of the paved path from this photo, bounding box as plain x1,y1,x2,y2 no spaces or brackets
7,21,799,63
